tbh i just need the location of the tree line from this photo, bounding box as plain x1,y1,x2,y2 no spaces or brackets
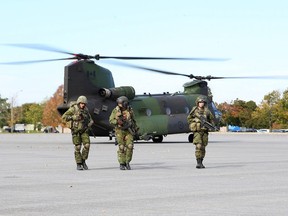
0,85,287,131
0,85,63,131
217,89,288,129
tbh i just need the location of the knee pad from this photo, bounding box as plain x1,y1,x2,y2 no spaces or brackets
75,144,81,152
127,144,134,150
196,144,202,150
119,145,125,152
84,143,90,150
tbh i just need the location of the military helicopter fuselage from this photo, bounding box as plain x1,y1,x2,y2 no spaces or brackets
57,60,221,142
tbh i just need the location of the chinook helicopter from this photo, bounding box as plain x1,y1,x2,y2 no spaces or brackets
3,44,278,142
56,59,222,143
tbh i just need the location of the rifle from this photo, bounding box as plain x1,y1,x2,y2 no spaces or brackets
88,124,96,138
118,114,140,139
199,115,219,131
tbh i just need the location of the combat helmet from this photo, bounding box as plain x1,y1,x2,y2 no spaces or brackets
77,95,88,104
117,96,129,108
195,96,207,105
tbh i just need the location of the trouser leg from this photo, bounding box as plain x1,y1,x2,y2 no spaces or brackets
73,134,82,163
126,143,134,163
125,133,134,163
116,130,128,165
117,144,126,164
193,132,208,169
72,133,83,170
81,132,90,160
74,144,82,164
81,143,90,160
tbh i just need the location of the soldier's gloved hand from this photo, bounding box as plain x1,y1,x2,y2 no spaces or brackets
66,116,73,121
88,121,93,128
117,119,123,125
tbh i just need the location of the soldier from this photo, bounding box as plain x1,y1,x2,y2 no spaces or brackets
109,96,138,170
62,95,94,171
187,96,214,169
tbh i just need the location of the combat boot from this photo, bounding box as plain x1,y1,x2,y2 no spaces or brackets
77,163,83,170
200,158,205,169
196,159,202,169
82,160,88,170
120,164,126,170
125,163,131,170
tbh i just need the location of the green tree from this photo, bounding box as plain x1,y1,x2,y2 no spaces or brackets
240,100,257,128
0,95,10,128
22,103,44,130
271,89,288,128
263,90,281,130
251,103,270,129
217,99,257,127
250,90,285,130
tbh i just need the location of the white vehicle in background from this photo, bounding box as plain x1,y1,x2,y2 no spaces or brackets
14,124,25,132
257,129,270,133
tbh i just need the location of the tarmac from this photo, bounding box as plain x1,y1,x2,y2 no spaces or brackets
0,132,288,216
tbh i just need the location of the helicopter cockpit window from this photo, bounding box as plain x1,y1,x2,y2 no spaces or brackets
146,109,152,116
165,107,171,115
211,102,222,119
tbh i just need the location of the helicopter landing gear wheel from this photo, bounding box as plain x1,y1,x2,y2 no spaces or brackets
152,135,163,143
188,133,194,143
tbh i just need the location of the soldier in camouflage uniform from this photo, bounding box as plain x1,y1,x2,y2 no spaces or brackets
109,96,138,170
187,96,214,169
62,95,94,171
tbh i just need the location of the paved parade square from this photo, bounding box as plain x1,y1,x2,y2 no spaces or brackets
1,133,288,216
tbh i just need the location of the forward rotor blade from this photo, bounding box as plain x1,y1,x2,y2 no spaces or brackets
3,43,75,56
2,43,229,64
0,57,77,65
3,44,229,61
98,56,229,61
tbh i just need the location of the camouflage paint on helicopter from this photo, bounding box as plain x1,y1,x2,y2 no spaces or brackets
57,60,221,142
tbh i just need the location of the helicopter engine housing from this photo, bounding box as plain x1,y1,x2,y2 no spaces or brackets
99,86,135,100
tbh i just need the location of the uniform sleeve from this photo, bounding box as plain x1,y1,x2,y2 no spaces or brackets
187,106,197,124
109,108,118,126
62,107,74,122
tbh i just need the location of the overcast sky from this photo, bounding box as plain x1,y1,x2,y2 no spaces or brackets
1,0,288,105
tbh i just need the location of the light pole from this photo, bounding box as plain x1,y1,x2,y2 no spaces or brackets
10,90,22,132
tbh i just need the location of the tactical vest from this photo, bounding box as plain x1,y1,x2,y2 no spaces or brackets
71,104,90,131
188,107,210,132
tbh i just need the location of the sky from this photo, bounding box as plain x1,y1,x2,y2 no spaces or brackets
1,0,288,106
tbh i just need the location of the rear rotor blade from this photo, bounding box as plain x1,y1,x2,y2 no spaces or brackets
216,75,288,80
105,60,288,80
102,60,191,78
